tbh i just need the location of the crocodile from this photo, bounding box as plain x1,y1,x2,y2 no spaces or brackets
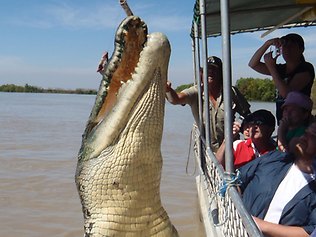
75,15,178,237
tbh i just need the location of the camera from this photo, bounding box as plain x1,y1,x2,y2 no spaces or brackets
271,46,281,58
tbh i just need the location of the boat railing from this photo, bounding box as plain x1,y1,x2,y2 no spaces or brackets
192,124,264,237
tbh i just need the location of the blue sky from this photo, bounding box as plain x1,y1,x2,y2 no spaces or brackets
1,0,315,90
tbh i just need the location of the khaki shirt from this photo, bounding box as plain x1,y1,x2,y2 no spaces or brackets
182,85,250,152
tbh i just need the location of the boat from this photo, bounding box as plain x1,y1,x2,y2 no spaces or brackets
190,0,316,236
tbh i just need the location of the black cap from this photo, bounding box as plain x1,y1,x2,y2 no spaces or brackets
245,109,275,128
281,33,305,50
207,56,222,69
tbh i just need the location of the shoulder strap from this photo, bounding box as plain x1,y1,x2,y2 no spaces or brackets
231,86,251,117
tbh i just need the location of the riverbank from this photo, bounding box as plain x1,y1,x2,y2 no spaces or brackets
0,84,97,95
1,82,316,111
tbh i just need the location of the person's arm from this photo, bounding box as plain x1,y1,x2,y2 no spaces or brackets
165,81,188,105
97,51,108,74
264,52,288,98
215,140,226,167
253,217,309,237
215,122,241,168
248,38,281,75
277,117,290,152
264,54,313,98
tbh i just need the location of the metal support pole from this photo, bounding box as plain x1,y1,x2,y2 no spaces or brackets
199,0,211,150
220,0,234,172
193,20,205,170
193,22,203,138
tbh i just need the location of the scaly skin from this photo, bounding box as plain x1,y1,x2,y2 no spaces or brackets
75,16,178,237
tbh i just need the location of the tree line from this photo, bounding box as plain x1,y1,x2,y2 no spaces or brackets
174,77,276,101
0,84,97,95
1,78,315,104
235,77,276,101
175,77,316,104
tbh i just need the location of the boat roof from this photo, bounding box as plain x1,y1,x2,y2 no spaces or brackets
191,0,316,38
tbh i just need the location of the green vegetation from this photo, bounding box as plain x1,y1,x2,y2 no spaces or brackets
174,77,316,106
235,77,275,102
236,77,316,110
175,83,194,92
174,78,276,101
0,84,97,95
1,79,315,107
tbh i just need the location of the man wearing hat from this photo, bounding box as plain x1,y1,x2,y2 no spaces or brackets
249,33,315,124
277,91,313,152
165,56,251,152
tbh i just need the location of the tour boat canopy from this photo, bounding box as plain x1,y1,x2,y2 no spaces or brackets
190,0,316,172
191,0,316,38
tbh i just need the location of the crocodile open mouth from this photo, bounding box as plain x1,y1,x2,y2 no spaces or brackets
75,14,177,236
85,16,148,136
78,15,171,162
95,17,148,124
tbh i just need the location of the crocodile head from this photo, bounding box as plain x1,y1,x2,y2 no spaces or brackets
75,16,178,237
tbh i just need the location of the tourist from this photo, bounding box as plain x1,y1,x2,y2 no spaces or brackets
216,109,276,169
239,115,252,140
238,122,316,237
277,91,313,152
97,51,109,74
248,33,315,124
166,56,251,152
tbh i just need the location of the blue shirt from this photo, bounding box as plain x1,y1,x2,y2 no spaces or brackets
238,150,316,235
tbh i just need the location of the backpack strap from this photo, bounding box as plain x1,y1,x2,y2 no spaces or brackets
231,86,251,117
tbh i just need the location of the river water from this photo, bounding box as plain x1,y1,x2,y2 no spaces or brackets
0,92,275,237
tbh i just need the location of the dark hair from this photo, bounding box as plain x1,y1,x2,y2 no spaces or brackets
281,33,305,61
281,33,304,50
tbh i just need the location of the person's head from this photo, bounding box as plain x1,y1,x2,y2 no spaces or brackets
280,33,305,62
282,91,313,127
240,115,252,140
290,122,316,160
246,109,276,142
206,56,223,85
